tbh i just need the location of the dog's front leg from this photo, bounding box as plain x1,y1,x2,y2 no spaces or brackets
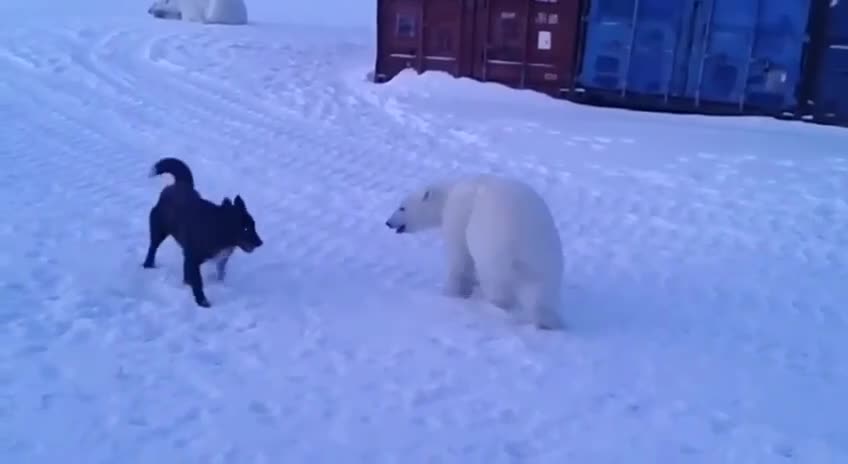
183,255,211,308
215,247,234,281
216,256,230,281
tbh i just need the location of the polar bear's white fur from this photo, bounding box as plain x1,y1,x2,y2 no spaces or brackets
386,174,565,330
148,0,248,25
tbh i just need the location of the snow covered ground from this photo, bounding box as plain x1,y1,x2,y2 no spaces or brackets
1,1,847,463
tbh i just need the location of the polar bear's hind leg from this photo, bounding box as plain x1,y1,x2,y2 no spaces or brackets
518,280,564,330
475,258,518,312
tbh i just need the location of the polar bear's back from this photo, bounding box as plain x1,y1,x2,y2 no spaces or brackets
205,0,248,24
464,175,563,278
176,0,206,22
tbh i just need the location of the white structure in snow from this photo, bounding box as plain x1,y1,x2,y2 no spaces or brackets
148,0,248,25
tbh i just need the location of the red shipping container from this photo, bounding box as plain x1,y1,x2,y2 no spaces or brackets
374,0,584,98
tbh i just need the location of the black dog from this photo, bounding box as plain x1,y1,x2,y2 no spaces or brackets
142,157,263,307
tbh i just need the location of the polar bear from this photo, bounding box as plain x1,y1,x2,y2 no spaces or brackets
148,0,248,25
385,174,565,330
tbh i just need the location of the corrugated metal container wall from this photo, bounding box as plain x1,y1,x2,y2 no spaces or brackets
374,0,583,98
804,0,848,123
476,0,584,96
576,0,690,99
374,0,467,82
576,0,812,114
688,0,811,111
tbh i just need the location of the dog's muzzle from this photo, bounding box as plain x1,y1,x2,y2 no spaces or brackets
240,240,262,253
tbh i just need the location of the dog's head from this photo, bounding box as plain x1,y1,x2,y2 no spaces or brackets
221,195,263,253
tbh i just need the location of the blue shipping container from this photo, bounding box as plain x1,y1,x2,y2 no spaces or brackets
577,0,812,113
577,0,690,98
808,0,848,121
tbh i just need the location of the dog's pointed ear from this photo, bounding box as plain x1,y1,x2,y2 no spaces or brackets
221,197,233,207
234,195,245,209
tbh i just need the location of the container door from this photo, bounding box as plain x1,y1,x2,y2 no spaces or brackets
375,0,422,81
474,0,528,86
458,0,479,77
810,0,848,120
744,0,810,111
576,0,691,98
474,0,582,96
524,0,583,93
420,0,468,77
375,0,470,82
686,0,811,111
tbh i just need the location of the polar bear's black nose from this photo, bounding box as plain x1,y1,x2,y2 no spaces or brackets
385,221,392,228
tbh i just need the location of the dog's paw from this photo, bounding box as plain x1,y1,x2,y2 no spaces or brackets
196,298,211,308
142,261,155,269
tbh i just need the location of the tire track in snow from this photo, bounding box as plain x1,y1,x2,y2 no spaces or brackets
1,22,397,282
0,27,486,452
8,23,848,388
2,21,848,462
138,29,509,182
344,65,848,382
96,28,471,287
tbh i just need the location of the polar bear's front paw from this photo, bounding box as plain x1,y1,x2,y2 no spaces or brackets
534,308,565,331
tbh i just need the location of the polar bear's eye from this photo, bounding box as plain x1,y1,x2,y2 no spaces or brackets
399,207,406,212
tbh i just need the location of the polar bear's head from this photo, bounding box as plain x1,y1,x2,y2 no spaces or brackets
385,185,444,234
148,0,182,20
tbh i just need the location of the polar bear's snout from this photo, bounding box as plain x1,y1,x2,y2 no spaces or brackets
385,207,408,233
385,218,406,233
386,188,444,234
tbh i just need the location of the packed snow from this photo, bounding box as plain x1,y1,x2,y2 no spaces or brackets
1,1,847,463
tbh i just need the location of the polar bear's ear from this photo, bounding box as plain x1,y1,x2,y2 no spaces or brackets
421,189,431,201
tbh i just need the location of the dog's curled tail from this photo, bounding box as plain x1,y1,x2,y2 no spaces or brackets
150,157,194,188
